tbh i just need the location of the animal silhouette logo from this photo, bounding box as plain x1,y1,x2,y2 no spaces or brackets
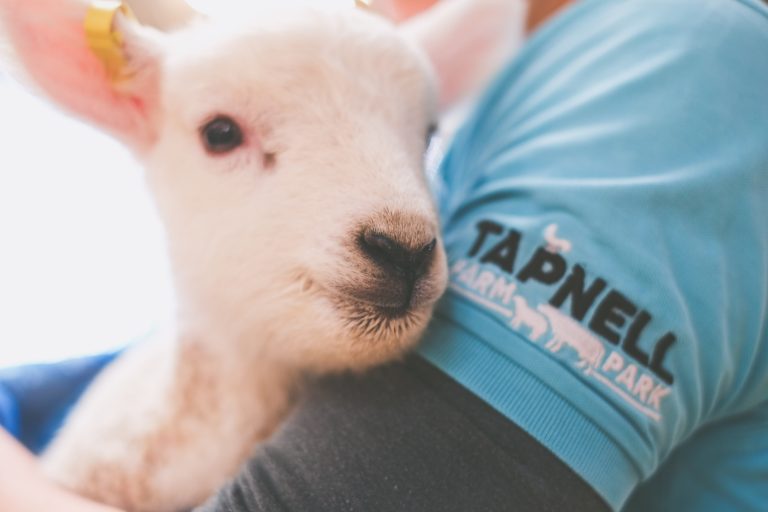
510,295,548,341
538,304,605,371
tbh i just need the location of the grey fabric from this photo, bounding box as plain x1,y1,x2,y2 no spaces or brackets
196,355,609,512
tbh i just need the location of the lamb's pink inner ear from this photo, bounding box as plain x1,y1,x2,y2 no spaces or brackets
4,1,158,150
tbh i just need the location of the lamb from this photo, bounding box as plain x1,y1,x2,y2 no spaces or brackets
0,0,524,509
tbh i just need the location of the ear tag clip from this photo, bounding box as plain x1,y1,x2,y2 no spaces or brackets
84,0,136,81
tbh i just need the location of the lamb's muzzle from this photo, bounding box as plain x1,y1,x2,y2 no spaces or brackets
357,221,438,314
325,207,444,322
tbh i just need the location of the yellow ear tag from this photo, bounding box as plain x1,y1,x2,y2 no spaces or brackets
84,0,136,82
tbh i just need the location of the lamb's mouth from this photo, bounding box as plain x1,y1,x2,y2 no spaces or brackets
319,283,428,338
298,272,428,335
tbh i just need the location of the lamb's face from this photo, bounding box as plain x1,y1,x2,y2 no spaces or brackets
145,9,447,370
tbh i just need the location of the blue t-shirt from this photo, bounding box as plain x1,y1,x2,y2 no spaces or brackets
418,0,768,509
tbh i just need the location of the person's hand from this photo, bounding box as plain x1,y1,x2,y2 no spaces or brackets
0,429,123,512
0,354,123,510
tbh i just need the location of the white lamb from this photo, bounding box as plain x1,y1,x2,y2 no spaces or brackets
0,0,524,510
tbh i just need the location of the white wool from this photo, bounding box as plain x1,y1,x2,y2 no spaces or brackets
10,5,445,511
0,0,525,509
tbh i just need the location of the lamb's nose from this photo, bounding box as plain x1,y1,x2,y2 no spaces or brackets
361,231,437,281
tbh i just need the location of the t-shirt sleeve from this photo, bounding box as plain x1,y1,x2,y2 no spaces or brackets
421,0,768,507
623,402,768,512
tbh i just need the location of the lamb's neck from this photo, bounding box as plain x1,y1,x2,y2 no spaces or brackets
173,285,289,350
172,317,298,382
168,327,301,438
167,288,305,385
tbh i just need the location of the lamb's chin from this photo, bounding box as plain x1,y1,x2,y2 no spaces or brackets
287,271,438,368
332,297,433,360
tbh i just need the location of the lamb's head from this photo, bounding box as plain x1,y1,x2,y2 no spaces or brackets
1,0,448,371
153,9,449,370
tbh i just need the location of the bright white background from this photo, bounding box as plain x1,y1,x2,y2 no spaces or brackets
0,72,173,367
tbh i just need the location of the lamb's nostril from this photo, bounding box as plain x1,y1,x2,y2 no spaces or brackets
360,232,437,280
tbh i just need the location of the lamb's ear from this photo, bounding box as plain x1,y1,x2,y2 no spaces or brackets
0,0,163,151
399,0,527,108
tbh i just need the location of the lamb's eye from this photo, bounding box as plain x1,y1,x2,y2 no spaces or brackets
201,116,243,154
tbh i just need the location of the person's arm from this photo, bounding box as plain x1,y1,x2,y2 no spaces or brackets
0,429,123,512
0,353,124,512
525,0,571,32
195,356,609,512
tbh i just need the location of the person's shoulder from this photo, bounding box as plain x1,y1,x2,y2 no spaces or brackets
527,0,768,60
